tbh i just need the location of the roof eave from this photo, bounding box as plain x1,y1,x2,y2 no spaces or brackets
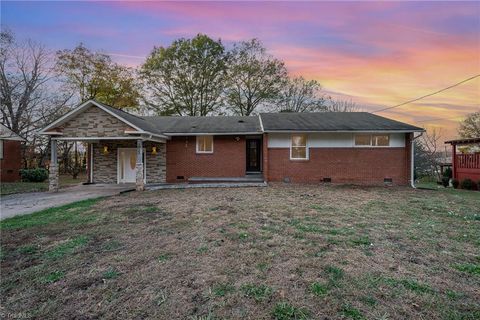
263,129,425,133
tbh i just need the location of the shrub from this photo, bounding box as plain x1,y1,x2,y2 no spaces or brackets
441,177,450,188
460,178,475,190
443,167,452,179
20,168,48,182
451,179,459,189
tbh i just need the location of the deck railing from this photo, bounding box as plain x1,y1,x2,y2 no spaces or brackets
456,153,480,169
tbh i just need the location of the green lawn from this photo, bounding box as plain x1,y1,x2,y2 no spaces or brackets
1,184,479,319
0,174,86,195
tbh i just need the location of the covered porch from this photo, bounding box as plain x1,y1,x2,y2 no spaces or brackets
39,100,169,192
445,137,480,184
49,137,166,192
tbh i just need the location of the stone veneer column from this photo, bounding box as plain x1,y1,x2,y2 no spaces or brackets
135,140,145,191
49,139,59,192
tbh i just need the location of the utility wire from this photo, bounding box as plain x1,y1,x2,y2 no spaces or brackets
413,115,467,123
371,74,480,113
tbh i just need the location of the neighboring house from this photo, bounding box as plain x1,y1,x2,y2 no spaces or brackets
39,100,424,191
0,124,26,182
445,137,480,183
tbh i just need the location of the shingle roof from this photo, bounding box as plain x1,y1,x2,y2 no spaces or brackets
259,112,424,132
142,116,262,134
0,124,26,141
80,100,423,135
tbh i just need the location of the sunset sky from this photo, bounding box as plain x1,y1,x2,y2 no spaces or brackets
2,1,479,140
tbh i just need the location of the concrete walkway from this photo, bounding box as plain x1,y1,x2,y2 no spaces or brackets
1,184,134,220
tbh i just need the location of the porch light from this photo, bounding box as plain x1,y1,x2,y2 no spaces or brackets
103,145,109,155
152,146,157,155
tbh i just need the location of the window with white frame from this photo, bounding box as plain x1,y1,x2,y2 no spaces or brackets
355,134,390,146
196,135,213,153
290,134,308,159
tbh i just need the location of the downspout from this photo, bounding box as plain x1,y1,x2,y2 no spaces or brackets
410,132,424,189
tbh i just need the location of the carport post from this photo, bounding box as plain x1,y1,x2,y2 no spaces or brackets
135,140,145,191
49,139,59,192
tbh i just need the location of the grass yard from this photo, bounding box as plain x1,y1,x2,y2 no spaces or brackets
1,184,479,319
0,174,87,195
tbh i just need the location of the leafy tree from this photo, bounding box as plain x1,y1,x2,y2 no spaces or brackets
140,34,227,116
458,111,480,138
55,43,139,109
277,76,327,112
226,39,288,115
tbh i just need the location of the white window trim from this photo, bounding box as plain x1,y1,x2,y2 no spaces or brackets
196,135,214,154
290,134,309,160
354,134,390,148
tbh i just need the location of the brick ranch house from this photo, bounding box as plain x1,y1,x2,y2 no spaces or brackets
39,100,424,191
0,124,26,182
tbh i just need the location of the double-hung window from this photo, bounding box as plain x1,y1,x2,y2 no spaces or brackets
290,134,308,160
196,135,213,153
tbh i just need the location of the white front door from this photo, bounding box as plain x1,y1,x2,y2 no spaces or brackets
118,148,145,183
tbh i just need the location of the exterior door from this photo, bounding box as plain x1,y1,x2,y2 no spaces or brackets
246,139,261,172
118,148,145,183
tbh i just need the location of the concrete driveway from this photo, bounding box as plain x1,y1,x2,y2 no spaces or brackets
1,184,135,220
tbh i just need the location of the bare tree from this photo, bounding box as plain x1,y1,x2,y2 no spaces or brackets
0,28,71,168
327,99,360,112
1,28,52,135
277,76,328,113
420,128,442,180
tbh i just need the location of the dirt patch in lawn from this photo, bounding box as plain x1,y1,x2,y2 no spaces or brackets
1,184,479,319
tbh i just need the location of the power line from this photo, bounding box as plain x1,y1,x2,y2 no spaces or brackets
413,115,466,123
371,74,480,113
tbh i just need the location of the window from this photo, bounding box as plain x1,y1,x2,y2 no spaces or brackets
0,140,3,159
355,134,390,147
291,134,308,159
354,134,371,146
372,134,389,146
196,135,213,153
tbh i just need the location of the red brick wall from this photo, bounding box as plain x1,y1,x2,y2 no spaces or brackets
1,140,23,182
267,135,411,185
166,136,246,182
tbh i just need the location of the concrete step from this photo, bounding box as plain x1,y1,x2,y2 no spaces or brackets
188,176,264,184
147,182,267,190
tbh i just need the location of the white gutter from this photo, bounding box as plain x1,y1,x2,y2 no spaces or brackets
164,132,262,136
263,129,425,133
410,132,424,189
